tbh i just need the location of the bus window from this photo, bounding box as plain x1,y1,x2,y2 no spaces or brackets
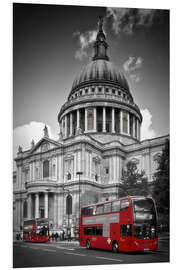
120,224,132,236
104,202,112,213
96,226,103,236
84,226,103,236
121,199,130,210
82,206,94,216
96,204,104,214
112,200,120,212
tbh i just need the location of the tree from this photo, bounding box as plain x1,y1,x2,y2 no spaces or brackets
153,139,169,228
120,161,149,196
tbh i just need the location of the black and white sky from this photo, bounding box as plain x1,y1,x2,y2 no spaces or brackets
13,3,169,156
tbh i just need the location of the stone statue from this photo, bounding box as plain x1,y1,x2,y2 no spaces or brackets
31,139,35,148
43,125,49,137
18,145,22,153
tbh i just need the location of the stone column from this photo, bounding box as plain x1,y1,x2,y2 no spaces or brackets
74,152,77,180
54,193,57,228
70,113,73,136
112,107,115,133
120,110,123,133
27,193,32,219
103,107,106,132
44,192,48,218
119,110,121,134
113,156,116,182
89,152,92,180
139,120,141,140
85,108,88,132
133,116,136,138
64,115,67,138
77,109,80,130
127,112,130,135
35,193,39,219
93,107,97,132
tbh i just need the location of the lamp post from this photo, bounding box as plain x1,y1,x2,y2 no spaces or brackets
62,185,70,233
76,171,83,239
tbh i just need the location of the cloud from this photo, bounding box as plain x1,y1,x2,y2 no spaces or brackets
13,121,58,168
123,56,143,83
73,30,97,60
141,109,157,140
106,7,158,35
123,56,143,73
129,73,142,83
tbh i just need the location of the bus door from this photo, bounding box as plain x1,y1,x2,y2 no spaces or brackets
120,223,132,250
110,222,119,245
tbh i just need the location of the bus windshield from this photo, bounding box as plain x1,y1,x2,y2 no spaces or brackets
133,198,157,239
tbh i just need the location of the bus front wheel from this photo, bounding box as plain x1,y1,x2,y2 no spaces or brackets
112,241,119,253
86,239,91,249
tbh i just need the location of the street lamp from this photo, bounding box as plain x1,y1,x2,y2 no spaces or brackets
62,185,70,233
76,171,83,239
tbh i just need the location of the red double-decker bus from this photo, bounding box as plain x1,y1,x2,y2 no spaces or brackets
79,196,158,252
23,218,50,243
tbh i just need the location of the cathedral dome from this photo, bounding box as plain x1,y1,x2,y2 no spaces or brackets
58,16,142,145
70,59,130,96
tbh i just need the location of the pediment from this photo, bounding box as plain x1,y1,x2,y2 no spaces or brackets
29,137,62,154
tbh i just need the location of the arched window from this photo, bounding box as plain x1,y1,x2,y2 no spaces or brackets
43,160,49,178
66,194,72,215
23,200,28,218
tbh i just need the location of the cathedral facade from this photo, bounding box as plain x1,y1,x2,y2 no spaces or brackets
13,18,169,238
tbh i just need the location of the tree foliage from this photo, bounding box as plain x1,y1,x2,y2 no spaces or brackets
119,161,149,196
153,139,169,217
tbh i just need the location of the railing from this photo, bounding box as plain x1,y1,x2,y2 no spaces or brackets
59,94,140,115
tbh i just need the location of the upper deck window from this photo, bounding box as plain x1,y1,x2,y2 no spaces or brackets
121,199,130,210
112,200,121,212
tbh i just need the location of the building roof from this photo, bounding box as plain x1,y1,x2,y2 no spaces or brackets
70,59,130,95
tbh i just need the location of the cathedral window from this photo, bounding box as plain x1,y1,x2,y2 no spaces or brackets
106,107,112,133
112,89,115,94
66,194,72,215
105,88,109,93
135,118,137,138
85,88,88,94
87,108,94,130
35,167,39,179
118,91,121,96
130,114,133,136
23,200,28,218
67,114,70,137
52,164,56,177
43,160,49,178
122,111,128,134
98,87,102,92
67,172,71,180
79,91,82,95
91,87,95,93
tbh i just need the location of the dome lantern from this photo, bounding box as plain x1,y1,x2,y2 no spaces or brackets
92,16,109,61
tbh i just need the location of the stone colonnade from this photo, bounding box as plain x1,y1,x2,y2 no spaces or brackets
60,106,141,140
27,192,49,219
